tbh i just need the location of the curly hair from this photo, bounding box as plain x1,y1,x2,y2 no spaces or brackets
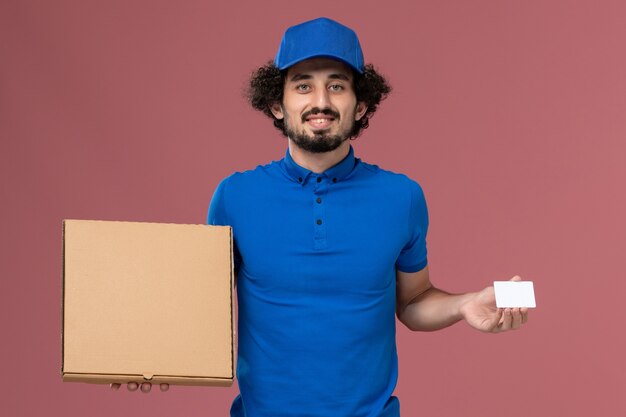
247,61,391,139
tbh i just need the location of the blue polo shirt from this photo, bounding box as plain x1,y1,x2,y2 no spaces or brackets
208,146,428,417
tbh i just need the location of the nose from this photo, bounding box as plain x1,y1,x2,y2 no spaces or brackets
313,86,331,109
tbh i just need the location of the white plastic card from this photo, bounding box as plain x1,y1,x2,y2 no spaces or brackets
493,281,536,308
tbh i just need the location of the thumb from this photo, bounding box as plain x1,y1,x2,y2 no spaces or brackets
510,275,522,282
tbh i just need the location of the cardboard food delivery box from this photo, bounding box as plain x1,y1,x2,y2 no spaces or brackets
61,219,235,387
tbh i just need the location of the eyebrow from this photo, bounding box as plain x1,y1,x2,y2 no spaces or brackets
289,73,351,82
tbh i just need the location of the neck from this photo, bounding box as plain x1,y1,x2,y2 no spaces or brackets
288,140,351,174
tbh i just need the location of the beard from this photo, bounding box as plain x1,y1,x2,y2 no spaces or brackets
284,107,355,154
286,127,347,153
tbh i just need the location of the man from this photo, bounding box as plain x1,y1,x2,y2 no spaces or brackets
113,17,528,416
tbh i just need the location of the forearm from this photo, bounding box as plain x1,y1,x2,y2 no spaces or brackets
397,287,476,332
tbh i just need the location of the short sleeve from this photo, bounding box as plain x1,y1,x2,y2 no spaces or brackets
207,177,242,272
395,180,429,273
207,178,229,227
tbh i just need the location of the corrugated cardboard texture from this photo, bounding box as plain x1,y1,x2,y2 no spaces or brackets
62,220,234,386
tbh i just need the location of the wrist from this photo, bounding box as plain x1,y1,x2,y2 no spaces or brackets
456,291,478,321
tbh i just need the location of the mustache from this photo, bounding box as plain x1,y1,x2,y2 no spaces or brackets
301,108,340,122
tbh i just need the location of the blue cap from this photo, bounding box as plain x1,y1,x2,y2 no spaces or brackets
274,17,365,74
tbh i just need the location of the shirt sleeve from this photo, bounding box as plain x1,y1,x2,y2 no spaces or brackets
395,180,429,273
207,177,242,272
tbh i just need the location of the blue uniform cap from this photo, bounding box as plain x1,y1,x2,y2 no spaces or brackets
274,17,365,74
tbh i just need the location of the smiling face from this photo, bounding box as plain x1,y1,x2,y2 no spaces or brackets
271,58,367,153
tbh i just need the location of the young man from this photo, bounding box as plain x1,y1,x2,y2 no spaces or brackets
114,17,529,417
210,17,528,416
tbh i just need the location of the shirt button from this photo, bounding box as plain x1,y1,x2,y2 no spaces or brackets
332,178,337,183
316,219,322,225
298,177,303,183
316,197,322,204
316,177,322,183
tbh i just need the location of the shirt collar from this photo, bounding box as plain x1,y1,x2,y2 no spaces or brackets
282,146,358,185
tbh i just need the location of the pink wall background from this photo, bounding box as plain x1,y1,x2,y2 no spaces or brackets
2,1,625,415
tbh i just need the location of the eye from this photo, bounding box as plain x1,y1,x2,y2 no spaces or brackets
296,84,310,92
329,84,344,92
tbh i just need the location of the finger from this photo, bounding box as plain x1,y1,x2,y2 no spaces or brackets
160,383,170,392
497,309,505,326
511,308,522,330
510,275,522,282
521,307,529,324
499,308,513,331
141,382,152,393
110,383,121,391
127,382,139,392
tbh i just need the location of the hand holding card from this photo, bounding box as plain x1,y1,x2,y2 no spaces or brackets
459,276,531,333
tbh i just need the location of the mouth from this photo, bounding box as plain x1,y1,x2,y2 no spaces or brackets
303,110,339,131
305,116,335,130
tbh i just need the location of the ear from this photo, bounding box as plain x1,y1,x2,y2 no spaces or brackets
270,102,284,120
355,101,368,121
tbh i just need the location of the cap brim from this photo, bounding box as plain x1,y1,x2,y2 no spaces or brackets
276,53,364,74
